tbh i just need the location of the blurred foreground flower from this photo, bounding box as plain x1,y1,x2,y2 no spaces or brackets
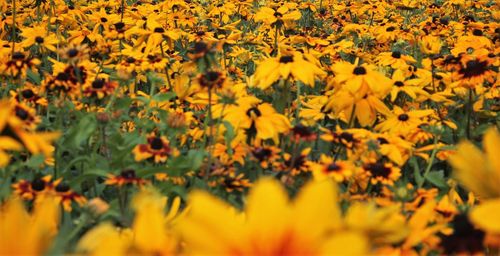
0,196,60,255
449,127,500,199
177,178,368,255
77,187,181,255
449,127,500,249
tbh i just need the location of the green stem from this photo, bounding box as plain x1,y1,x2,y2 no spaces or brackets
204,88,214,180
466,88,473,140
295,82,301,123
418,135,439,188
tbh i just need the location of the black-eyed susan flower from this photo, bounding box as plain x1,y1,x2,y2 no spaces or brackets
455,54,496,88
177,178,368,255
133,135,172,163
12,176,52,200
362,161,401,186
389,69,429,102
52,180,87,212
311,155,353,182
225,102,291,143
420,35,442,55
0,51,40,78
254,5,301,27
331,61,392,95
375,106,434,136
83,78,118,99
253,52,325,90
105,169,148,187
376,50,416,69
20,26,59,52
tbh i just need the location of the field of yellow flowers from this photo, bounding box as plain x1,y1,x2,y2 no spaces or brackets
0,0,499,255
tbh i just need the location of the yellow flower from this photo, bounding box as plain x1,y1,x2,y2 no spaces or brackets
375,106,434,136
225,102,291,143
177,178,368,255
0,136,22,167
311,155,353,182
470,198,500,235
448,127,500,199
389,69,429,102
0,196,60,255
253,52,325,90
420,35,442,55
77,187,181,256
331,61,391,96
344,203,408,245
0,100,60,164
254,6,301,26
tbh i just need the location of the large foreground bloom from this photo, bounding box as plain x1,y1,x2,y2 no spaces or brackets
77,188,181,255
177,178,368,255
0,196,60,255
448,127,500,198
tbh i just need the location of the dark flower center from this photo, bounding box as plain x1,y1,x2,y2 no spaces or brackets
377,137,389,144
55,182,70,192
472,29,483,36
274,11,283,18
353,66,367,75
126,57,136,63
56,72,70,81
150,137,164,150
154,27,165,33
326,163,341,172
31,178,45,191
15,107,29,120
120,169,136,179
246,107,262,118
92,79,105,89
100,17,108,23
391,51,401,59
398,113,409,121
279,55,294,63
386,26,396,32
459,60,488,78
35,36,44,44
440,214,485,255
364,163,391,178
252,147,272,160
12,52,25,60
205,71,220,82
21,89,35,99
67,48,79,57
292,124,314,138
394,81,404,87
193,41,208,53
115,22,125,30
339,132,354,142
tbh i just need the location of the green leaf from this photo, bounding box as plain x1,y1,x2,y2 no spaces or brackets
152,91,176,102
63,114,98,149
24,154,46,168
425,170,448,188
223,121,235,144
69,169,109,187
411,158,424,186
27,69,42,84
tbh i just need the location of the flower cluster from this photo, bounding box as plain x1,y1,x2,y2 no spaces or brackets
0,0,499,254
